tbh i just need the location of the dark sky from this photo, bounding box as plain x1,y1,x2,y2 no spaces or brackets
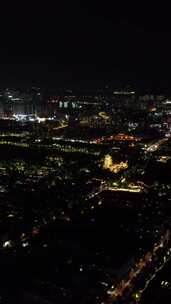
0,1,171,91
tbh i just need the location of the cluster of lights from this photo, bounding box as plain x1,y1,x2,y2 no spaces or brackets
52,137,94,144
113,91,135,95
103,154,128,173
92,133,142,145
146,138,168,152
12,114,56,123
157,156,171,163
112,133,142,142
3,240,13,248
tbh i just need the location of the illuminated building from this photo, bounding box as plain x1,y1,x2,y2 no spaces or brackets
103,154,128,173
103,154,113,169
113,133,142,142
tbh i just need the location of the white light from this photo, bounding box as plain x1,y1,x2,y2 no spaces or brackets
3,240,12,248
37,117,46,123
22,242,29,247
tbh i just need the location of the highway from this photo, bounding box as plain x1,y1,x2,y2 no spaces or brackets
146,137,168,153
140,255,171,304
138,253,171,303
106,231,171,303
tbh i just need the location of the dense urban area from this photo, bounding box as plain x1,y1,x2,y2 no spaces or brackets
0,87,170,303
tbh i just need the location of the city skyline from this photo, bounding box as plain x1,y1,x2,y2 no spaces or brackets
0,2,171,303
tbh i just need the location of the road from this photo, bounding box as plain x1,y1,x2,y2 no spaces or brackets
146,138,168,152
106,231,171,303
140,256,171,304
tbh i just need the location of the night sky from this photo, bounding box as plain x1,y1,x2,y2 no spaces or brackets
0,1,171,91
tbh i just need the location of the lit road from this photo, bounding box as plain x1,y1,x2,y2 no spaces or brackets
106,231,170,303
146,138,168,152
0,141,29,148
139,255,171,304
0,140,100,155
106,186,142,193
138,253,171,303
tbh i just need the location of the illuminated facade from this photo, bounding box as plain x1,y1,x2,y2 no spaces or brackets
103,154,128,173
